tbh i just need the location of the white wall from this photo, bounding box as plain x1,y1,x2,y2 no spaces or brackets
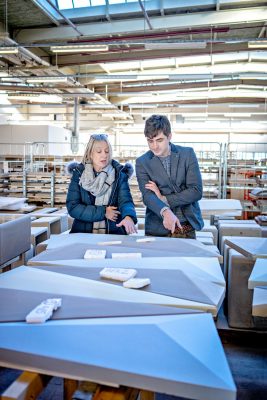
0,124,72,155
48,125,72,155
0,125,48,155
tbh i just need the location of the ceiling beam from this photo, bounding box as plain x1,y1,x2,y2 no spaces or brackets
15,7,267,42
93,79,267,94
138,0,153,30
50,43,253,67
110,88,267,105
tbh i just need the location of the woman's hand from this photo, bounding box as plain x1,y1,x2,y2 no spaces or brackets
145,180,163,200
116,216,138,234
105,206,120,222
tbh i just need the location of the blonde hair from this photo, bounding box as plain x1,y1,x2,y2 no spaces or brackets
82,134,112,164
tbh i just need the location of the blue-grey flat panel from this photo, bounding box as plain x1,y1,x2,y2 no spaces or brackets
0,314,236,400
0,287,200,322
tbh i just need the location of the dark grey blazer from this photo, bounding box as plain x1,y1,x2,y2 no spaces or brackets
136,143,204,236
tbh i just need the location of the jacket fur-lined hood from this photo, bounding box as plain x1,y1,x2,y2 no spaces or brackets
113,160,134,179
65,160,134,179
65,161,81,175
123,162,134,179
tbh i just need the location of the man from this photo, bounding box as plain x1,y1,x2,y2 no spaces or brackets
135,114,204,238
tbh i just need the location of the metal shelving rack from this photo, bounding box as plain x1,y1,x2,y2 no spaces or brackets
174,142,224,199
2,140,267,210
225,142,267,215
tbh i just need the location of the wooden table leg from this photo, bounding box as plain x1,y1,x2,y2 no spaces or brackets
64,379,78,400
139,390,155,400
1,371,51,400
93,385,139,400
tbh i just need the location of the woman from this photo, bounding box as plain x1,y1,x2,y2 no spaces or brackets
66,134,137,235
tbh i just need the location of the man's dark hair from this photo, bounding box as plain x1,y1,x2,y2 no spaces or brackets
144,115,171,138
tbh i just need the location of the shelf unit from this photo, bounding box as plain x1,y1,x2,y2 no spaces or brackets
174,142,224,199
0,174,9,195
225,142,267,215
2,141,266,212
5,172,70,206
2,172,143,207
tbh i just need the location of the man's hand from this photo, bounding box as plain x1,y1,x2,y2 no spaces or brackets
116,216,138,234
162,209,182,233
145,181,164,200
105,206,120,222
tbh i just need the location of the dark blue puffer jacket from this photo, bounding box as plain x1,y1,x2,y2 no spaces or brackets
66,160,137,234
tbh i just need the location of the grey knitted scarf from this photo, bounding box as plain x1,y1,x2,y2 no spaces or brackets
79,163,116,233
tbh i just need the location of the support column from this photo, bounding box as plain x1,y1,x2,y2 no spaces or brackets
71,97,79,154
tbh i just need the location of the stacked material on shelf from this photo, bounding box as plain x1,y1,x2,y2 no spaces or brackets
0,174,9,195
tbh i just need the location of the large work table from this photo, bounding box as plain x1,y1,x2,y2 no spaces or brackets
0,233,236,400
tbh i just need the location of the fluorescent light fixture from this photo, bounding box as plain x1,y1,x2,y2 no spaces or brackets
8,93,40,100
239,73,267,80
60,93,97,98
181,113,208,117
248,40,267,48
40,104,67,108
178,104,207,108
7,93,62,103
0,103,22,107
82,104,117,109
145,42,207,50
26,76,68,83
184,117,209,121
128,104,155,109
50,44,109,53
88,75,138,80
169,74,214,80
1,77,23,83
0,46,18,54
138,74,169,80
228,104,260,108
224,113,252,117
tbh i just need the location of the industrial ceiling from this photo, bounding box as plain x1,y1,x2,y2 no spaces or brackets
0,0,267,132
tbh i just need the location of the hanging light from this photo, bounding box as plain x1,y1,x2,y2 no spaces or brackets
0,46,18,54
50,44,109,53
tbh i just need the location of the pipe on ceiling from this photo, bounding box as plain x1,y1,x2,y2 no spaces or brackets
59,27,229,45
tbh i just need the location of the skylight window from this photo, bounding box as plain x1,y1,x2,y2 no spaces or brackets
57,0,137,9
57,0,73,10
108,0,126,4
91,0,105,5
73,0,90,7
